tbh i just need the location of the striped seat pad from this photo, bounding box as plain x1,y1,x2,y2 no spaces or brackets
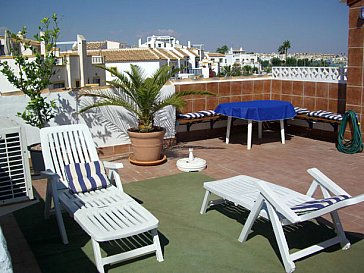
64,161,110,193
291,194,350,215
307,110,343,121
294,107,310,115
177,110,217,119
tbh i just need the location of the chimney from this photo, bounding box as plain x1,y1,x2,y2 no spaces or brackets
138,38,142,47
187,41,191,48
77,34,87,87
40,32,45,55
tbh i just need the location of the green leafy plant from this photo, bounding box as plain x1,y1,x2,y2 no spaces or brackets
79,64,213,133
216,45,229,54
0,14,59,128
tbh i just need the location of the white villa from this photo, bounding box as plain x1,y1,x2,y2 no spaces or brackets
138,35,204,78
203,47,260,75
225,47,259,68
0,34,208,94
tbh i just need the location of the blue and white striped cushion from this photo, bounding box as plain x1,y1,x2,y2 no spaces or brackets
64,161,110,193
177,112,205,119
308,110,343,121
197,110,216,117
177,110,217,119
294,107,310,115
291,194,350,215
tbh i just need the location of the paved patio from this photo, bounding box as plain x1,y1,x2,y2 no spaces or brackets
1,127,364,272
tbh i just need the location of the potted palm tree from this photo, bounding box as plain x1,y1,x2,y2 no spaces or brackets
79,64,211,165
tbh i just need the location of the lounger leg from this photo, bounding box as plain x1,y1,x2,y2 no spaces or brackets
44,179,53,219
238,195,264,243
151,229,164,262
50,180,69,245
226,116,232,144
200,190,211,214
266,203,295,273
91,238,105,273
330,211,351,250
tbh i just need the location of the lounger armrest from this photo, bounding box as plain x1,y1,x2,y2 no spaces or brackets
103,161,124,170
307,168,350,196
41,170,67,190
256,181,300,223
41,170,59,179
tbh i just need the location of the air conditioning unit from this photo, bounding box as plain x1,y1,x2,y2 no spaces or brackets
0,117,34,205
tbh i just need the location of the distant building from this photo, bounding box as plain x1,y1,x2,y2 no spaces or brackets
138,35,204,78
0,33,209,94
201,52,226,76
85,40,128,50
204,47,259,75
225,47,259,68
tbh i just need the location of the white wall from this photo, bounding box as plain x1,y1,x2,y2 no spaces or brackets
0,85,176,149
105,61,163,82
0,57,36,93
106,41,121,49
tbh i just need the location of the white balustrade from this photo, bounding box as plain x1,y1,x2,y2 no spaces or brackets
91,56,104,64
272,66,347,82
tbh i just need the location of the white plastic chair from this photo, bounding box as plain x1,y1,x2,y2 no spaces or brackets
40,124,163,273
200,168,364,273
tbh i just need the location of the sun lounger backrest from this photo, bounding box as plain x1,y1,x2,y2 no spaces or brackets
40,124,100,185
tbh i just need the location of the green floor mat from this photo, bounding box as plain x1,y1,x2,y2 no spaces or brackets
15,172,364,273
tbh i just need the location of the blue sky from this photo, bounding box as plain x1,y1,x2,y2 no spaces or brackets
1,0,348,54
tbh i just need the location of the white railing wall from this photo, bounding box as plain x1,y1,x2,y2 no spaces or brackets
0,85,175,148
272,66,347,82
91,56,104,64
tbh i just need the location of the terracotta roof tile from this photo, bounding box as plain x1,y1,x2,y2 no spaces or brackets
86,41,107,50
207,52,225,57
100,48,163,62
186,48,199,57
174,48,189,57
155,49,178,60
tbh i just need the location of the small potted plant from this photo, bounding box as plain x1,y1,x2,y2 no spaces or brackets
79,64,212,165
0,14,60,174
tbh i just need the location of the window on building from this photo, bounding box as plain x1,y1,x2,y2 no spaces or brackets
93,77,101,85
219,58,223,63
53,82,65,89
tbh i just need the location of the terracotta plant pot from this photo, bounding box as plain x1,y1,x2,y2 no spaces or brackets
127,127,166,164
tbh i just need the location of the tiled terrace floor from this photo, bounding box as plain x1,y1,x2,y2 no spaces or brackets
1,129,364,272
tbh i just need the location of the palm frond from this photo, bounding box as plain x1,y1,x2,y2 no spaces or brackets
80,64,213,132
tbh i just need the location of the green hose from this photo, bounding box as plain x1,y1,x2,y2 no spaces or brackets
337,110,363,154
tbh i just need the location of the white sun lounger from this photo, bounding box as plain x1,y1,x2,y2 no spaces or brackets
40,124,163,273
200,169,364,273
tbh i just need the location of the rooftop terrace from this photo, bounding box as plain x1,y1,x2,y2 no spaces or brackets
1,129,363,272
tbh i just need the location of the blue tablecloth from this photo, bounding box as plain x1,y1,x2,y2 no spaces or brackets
215,100,296,121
